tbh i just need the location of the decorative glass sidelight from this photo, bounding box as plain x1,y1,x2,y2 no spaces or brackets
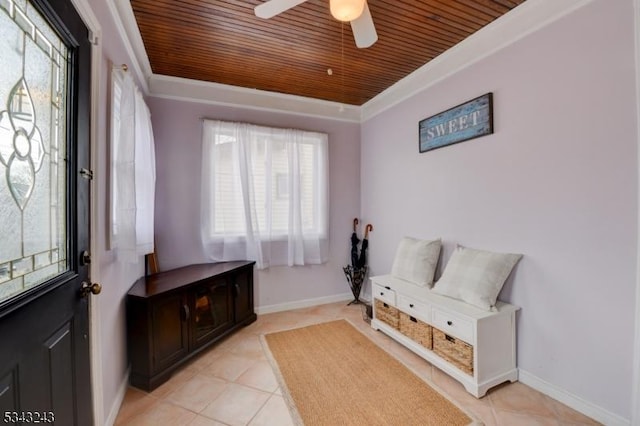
0,0,68,304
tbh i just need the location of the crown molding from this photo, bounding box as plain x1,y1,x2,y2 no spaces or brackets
105,0,359,121
108,0,596,123
148,74,361,122
360,0,597,122
105,0,151,94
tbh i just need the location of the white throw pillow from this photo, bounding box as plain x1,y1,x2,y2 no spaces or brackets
390,237,441,287
432,246,522,310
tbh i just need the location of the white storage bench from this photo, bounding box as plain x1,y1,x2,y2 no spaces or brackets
370,274,519,398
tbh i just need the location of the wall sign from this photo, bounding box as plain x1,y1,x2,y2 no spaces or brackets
419,93,493,153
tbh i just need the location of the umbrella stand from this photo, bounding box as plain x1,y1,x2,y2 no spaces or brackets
343,265,368,305
343,221,373,305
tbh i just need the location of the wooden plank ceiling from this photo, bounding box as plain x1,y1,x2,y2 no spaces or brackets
131,0,526,106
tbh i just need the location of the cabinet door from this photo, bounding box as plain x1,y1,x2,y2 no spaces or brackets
151,293,189,373
191,278,233,349
233,267,255,323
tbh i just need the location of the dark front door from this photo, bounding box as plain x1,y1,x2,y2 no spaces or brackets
0,0,93,424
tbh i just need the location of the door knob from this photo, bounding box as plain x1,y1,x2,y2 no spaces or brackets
81,281,102,297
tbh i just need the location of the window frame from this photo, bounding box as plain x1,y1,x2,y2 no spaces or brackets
203,123,329,242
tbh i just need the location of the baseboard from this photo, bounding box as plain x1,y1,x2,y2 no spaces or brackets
104,367,131,426
518,369,630,426
256,292,353,315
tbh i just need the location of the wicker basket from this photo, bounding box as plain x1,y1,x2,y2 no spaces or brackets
432,328,474,376
361,302,372,324
374,299,399,329
399,312,432,350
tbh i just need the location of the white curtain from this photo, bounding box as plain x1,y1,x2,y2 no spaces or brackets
111,68,156,262
201,120,329,269
133,92,156,255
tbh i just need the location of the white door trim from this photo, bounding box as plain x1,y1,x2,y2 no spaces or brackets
87,43,104,426
632,0,640,424
69,0,103,424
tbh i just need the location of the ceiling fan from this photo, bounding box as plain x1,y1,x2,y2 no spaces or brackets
254,0,378,48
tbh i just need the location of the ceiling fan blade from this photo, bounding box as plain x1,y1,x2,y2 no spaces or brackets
350,1,377,48
254,0,309,19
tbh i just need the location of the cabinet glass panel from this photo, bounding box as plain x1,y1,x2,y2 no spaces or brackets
194,281,230,342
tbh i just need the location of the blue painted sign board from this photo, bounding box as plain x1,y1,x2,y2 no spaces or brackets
419,93,493,153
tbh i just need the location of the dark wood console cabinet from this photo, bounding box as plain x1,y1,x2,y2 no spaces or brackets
126,261,256,391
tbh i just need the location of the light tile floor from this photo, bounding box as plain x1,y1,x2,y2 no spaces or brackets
115,302,601,426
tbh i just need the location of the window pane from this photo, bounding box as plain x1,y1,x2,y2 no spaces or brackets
208,125,327,238
0,1,68,303
213,134,246,234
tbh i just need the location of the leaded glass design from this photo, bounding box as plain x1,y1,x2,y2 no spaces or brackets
0,0,68,304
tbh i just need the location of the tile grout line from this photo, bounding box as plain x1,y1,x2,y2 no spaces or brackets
115,302,598,425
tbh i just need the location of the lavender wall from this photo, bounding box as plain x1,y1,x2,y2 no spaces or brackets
86,1,147,423
148,97,361,308
360,0,637,419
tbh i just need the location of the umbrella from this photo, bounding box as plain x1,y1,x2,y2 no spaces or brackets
350,218,360,268
357,224,373,269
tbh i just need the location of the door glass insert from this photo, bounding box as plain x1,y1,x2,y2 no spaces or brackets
0,0,68,304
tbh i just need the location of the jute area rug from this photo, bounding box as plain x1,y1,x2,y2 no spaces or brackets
262,319,479,426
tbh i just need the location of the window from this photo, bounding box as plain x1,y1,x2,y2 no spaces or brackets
208,127,326,237
110,68,156,261
201,120,328,268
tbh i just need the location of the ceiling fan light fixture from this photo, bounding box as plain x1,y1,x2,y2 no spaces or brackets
330,0,365,22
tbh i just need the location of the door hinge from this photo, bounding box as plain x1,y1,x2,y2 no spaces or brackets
80,168,94,180
81,250,91,265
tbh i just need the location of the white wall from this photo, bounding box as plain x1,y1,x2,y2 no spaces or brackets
360,0,637,421
148,97,361,310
